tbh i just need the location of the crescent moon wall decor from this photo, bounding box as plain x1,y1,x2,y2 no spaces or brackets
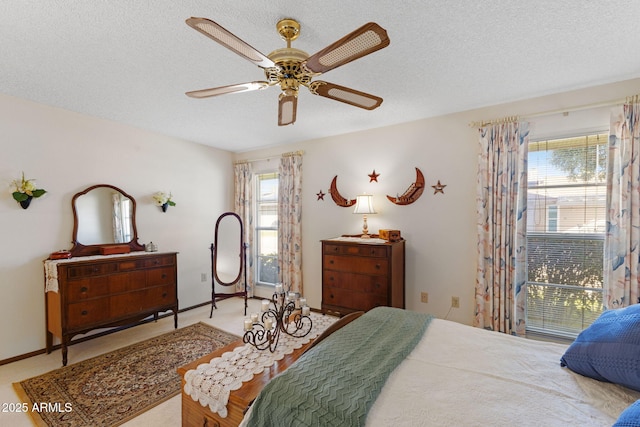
386,167,425,205
329,176,356,207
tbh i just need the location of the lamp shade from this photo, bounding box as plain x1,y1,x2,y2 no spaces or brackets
353,194,376,214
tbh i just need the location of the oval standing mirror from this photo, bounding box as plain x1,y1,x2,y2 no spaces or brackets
210,212,248,316
70,184,144,257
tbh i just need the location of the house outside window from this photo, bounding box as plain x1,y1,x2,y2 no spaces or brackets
526,133,607,337
255,172,279,286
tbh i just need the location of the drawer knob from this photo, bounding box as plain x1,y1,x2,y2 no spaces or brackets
330,294,334,299
93,267,100,272
162,292,168,298
80,286,88,292
161,274,167,279
154,260,160,265
329,260,334,264
81,310,88,316
375,264,381,269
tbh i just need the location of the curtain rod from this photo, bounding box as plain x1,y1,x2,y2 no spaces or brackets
468,96,633,128
234,150,304,165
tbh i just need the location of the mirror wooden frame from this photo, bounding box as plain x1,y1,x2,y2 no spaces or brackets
210,212,248,316
69,184,145,257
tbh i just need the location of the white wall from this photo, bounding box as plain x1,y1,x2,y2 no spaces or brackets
236,78,640,326
1,77,638,362
0,93,234,361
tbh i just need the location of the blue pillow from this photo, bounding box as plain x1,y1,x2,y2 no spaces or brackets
614,400,640,427
560,304,640,391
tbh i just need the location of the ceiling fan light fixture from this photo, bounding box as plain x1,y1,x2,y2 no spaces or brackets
185,17,389,125
318,30,383,67
276,18,301,45
327,87,378,108
186,18,274,68
278,94,297,126
267,47,309,63
186,82,269,98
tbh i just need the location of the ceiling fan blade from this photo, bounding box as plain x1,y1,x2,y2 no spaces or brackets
186,17,275,69
278,94,298,126
303,22,389,74
186,82,270,98
309,81,382,110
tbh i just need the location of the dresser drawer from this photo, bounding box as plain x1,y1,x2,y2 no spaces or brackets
67,284,176,329
67,298,111,328
66,262,119,279
324,255,389,275
323,243,388,258
322,286,388,312
66,270,147,302
323,271,388,295
146,266,176,286
144,255,176,268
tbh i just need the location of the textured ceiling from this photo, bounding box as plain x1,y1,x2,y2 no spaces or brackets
2,1,640,152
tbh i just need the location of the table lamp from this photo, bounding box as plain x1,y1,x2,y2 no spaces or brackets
353,194,376,238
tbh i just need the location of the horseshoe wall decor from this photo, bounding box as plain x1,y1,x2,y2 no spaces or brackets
386,167,425,205
329,175,356,207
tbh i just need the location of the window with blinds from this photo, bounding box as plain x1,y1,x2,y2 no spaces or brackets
255,172,279,286
526,133,607,337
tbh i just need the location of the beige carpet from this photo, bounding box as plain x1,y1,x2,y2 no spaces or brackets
13,322,238,427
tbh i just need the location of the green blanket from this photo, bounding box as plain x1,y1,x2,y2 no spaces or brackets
245,306,434,427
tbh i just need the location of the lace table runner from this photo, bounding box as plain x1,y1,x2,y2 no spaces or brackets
43,252,169,293
183,313,338,418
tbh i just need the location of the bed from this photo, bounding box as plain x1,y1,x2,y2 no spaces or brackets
237,305,640,427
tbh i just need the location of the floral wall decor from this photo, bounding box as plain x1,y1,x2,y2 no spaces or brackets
11,172,46,209
152,191,176,212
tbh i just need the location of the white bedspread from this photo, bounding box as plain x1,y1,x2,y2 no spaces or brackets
242,318,640,426
366,318,640,426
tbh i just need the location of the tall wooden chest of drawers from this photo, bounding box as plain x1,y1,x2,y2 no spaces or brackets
45,252,178,365
321,239,405,316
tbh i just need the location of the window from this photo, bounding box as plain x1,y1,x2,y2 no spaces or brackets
547,206,558,232
255,172,279,286
526,133,607,337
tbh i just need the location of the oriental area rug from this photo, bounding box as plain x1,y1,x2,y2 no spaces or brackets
13,322,238,427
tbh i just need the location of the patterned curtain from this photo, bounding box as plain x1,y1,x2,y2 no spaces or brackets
475,121,529,335
234,162,254,297
604,98,640,308
278,153,303,294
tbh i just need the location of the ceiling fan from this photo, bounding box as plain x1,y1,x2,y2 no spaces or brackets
185,17,390,126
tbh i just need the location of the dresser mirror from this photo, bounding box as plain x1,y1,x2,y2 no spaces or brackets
70,184,145,257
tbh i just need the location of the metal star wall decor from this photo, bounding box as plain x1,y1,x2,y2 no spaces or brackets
368,170,380,182
316,190,325,200
432,180,446,194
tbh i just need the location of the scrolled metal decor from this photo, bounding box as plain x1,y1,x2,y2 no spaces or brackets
243,285,312,352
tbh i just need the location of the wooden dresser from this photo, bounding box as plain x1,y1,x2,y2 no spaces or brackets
321,238,405,316
45,252,178,366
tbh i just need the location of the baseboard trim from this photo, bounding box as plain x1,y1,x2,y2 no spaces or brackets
1,299,229,366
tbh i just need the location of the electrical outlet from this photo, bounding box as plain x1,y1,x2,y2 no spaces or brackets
201,273,207,282
451,296,460,308
420,292,429,303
